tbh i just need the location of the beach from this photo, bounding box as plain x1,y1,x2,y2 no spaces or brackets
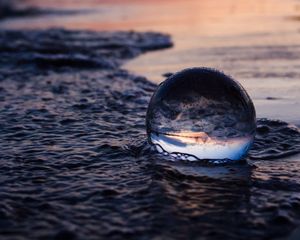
0,0,300,239
1,0,300,124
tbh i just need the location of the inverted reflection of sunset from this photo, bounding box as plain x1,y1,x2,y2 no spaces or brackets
161,131,251,146
151,132,253,160
164,131,210,144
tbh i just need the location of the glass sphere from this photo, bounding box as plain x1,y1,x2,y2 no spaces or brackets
146,68,256,161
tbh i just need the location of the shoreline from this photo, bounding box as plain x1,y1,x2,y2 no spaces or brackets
2,1,300,127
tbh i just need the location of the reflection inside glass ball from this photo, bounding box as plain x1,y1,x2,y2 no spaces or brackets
146,68,256,162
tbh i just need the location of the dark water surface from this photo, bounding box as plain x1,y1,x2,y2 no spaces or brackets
0,29,300,240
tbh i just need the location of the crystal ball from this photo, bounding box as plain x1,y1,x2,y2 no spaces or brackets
146,68,256,161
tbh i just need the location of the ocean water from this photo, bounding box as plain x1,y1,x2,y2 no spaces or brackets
0,27,299,240
0,1,300,240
